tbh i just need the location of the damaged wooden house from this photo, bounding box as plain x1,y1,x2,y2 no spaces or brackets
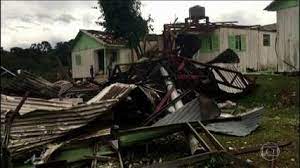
163,5,278,72
71,30,162,80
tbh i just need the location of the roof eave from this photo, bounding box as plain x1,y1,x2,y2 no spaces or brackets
264,0,299,11
80,30,127,48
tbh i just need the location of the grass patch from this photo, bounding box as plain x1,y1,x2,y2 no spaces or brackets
215,74,299,168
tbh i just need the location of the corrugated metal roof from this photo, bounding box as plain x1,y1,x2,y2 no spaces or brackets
153,95,220,126
211,63,249,94
81,30,126,46
205,107,264,136
1,94,79,116
2,99,118,157
87,83,137,104
4,70,61,98
260,23,277,32
264,0,298,11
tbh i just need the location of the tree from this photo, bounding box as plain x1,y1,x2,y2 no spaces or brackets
30,41,52,55
10,47,24,56
52,39,73,66
97,0,153,59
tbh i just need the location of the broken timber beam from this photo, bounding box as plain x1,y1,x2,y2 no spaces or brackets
186,122,212,152
197,121,225,151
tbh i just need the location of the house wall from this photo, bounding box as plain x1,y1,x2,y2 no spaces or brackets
220,27,258,72
71,32,135,79
277,6,299,72
195,27,277,72
193,29,221,63
258,31,277,71
71,34,105,78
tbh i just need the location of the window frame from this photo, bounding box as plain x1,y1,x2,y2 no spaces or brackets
228,34,246,52
263,34,271,46
199,34,219,53
235,35,242,51
75,54,81,66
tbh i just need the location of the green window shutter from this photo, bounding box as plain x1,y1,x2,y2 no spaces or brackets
228,35,235,50
212,34,219,51
241,35,246,51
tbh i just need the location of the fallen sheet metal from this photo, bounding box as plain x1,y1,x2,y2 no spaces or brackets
2,99,118,158
87,83,137,104
1,94,79,115
205,107,264,136
4,70,61,98
153,95,221,126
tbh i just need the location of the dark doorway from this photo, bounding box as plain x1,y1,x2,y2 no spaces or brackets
97,49,105,74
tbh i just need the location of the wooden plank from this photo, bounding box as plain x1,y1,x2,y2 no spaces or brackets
197,121,225,151
186,123,211,152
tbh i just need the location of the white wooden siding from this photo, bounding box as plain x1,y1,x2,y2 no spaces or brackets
72,49,97,78
258,32,277,71
277,6,299,72
195,27,277,72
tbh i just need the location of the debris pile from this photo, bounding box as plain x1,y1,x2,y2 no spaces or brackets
1,11,292,167
1,51,276,168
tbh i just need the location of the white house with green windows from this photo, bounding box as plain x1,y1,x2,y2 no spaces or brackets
71,30,133,79
193,24,277,72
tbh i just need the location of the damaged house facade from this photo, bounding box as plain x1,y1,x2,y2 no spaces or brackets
71,30,133,79
163,6,278,72
71,30,161,79
265,0,299,72
192,24,277,72
71,5,299,78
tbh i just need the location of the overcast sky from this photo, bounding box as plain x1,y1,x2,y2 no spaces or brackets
1,1,276,50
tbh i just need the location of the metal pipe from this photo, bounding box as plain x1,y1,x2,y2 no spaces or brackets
159,66,184,112
160,65,203,154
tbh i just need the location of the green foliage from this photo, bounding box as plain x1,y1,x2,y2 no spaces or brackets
49,39,74,66
30,41,52,54
97,0,153,57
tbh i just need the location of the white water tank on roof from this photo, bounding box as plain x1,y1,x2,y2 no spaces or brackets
189,5,205,19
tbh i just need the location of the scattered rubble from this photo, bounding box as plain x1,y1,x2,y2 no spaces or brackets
0,16,291,168
0,56,267,168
